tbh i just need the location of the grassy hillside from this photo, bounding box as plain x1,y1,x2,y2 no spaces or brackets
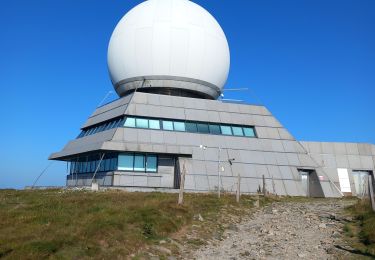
344,199,375,257
0,189,261,259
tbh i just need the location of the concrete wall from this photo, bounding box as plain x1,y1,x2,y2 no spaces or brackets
301,142,375,197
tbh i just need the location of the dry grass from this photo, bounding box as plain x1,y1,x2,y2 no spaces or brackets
345,199,375,257
0,189,263,259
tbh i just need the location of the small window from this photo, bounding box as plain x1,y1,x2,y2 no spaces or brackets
220,125,232,135
185,122,198,132
197,123,209,133
106,121,116,130
134,154,145,171
173,121,186,131
118,154,134,171
136,118,148,128
149,119,161,129
209,124,221,135
243,127,255,137
146,155,157,172
162,121,174,131
104,158,111,171
232,126,244,136
110,157,117,171
124,117,136,127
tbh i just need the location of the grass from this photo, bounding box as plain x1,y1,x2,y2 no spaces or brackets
344,199,375,257
0,189,264,259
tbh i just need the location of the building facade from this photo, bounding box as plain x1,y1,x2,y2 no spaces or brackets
49,92,375,197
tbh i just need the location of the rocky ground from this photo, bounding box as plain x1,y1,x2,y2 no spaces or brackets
187,199,363,260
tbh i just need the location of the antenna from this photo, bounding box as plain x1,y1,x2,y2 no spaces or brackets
97,91,114,107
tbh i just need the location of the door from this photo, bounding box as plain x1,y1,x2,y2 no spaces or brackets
352,171,370,198
299,170,310,196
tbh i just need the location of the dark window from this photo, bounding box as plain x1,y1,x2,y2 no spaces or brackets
209,124,221,135
185,122,198,132
197,123,209,133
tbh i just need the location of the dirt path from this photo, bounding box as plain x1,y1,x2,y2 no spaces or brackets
191,199,359,259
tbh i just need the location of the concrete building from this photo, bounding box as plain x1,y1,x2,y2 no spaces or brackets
49,0,375,197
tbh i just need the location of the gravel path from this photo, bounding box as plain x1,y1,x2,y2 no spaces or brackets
192,199,357,260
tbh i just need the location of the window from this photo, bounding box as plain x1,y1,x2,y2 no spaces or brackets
134,154,145,171
232,126,243,136
136,118,148,128
149,119,161,129
124,117,136,127
220,125,232,135
209,124,221,135
118,154,134,171
77,115,257,139
243,127,255,137
173,121,186,131
197,123,209,133
162,121,174,131
146,155,157,172
186,122,197,132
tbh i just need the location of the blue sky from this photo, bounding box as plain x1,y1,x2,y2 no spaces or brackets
0,0,374,189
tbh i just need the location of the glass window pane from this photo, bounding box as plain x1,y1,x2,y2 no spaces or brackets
77,131,85,138
173,121,186,131
232,126,244,136
197,123,209,133
118,154,134,171
99,159,105,171
134,154,145,171
104,158,111,171
146,155,157,172
209,124,221,135
220,125,232,135
136,118,148,128
185,122,197,132
70,162,75,174
110,157,117,171
162,121,174,131
149,119,160,129
243,127,255,137
124,117,136,127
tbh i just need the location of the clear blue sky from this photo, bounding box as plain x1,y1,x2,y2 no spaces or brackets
0,0,374,189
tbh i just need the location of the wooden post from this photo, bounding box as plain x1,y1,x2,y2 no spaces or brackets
262,174,267,196
236,173,241,203
369,175,375,212
178,162,186,205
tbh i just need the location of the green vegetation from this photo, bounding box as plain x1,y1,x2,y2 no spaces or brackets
0,189,261,259
345,199,375,257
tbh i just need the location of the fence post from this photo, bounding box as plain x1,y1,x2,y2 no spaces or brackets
178,162,186,205
369,174,375,212
236,173,241,203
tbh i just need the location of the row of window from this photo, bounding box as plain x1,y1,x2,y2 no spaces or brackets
70,153,118,174
118,153,157,172
77,117,124,138
69,153,158,174
124,117,256,137
77,116,256,139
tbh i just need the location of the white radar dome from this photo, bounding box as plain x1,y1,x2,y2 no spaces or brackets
107,0,230,99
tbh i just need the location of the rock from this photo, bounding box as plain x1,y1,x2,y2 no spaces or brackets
198,214,204,221
318,223,326,229
240,250,251,256
331,231,340,238
159,240,166,244
152,245,172,255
